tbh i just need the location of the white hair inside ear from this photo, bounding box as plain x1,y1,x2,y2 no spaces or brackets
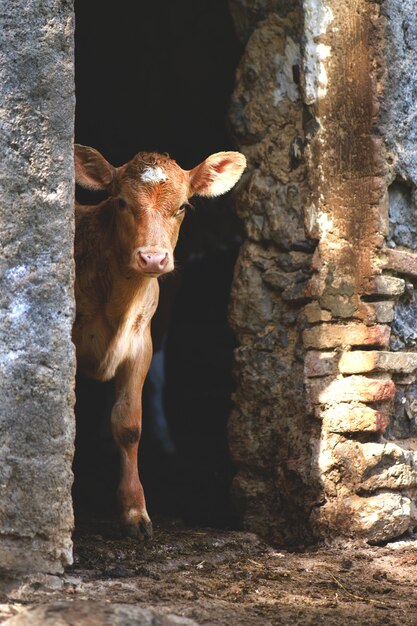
189,151,247,197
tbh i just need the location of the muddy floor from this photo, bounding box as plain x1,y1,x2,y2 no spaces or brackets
1,517,417,625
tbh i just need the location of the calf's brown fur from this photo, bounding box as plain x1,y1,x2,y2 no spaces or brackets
73,145,246,538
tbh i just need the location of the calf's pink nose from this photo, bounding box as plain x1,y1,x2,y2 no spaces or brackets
138,251,169,273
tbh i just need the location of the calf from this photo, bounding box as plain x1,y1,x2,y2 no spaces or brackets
73,145,246,539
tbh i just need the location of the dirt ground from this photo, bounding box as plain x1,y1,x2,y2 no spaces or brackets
1,517,417,625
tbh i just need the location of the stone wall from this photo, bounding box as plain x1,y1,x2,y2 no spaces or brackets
0,1,75,572
229,0,417,544
228,4,318,545
1,0,417,574
303,0,417,543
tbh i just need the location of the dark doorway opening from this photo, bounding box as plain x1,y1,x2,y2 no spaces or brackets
73,0,244,531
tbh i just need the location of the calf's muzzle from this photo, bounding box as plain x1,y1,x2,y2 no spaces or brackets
137,250,169,274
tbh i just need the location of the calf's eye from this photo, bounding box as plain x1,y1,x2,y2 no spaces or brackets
174,202,192,217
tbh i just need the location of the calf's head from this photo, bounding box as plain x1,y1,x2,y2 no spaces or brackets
75,145,246,277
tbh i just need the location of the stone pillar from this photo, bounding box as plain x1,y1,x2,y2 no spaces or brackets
229,0,417,545
0,0,75,572
228,4,318,546
302,0,417,543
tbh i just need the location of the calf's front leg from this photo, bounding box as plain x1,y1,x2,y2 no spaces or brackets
111,339,152,540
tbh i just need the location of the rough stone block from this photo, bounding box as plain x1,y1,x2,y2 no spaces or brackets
339,351,417,375
303,323,390,349
305,299,394,325
369,275,405,296
318,294,357,319
2,601,200,626
370,301,395,323
304,351,338,378
313,493,416,543
362,463,417,492
229,243,274,335
281,279,310,304
332,440,417,491
382,248,417,277
322,404,388,433
304,302,332,323
307,375,396,405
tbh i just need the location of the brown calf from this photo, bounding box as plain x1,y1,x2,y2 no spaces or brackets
73,145,246,539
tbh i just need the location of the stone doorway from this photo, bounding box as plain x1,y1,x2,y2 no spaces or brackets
73,0,245,532
3,0,417,577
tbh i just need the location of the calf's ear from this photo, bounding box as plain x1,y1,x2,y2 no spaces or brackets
189,151,246,197
74,144,115,191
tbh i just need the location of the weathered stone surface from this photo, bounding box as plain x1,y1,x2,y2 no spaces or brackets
318,294,358,320
390,293,417,351
229,13,309,250
0,1,75,572
331,440,417,493
229,0,417,546
229,347,317,545
2,601,199,626
382,0,417,188
305,0,417,544
304,351,337,378
370,301,395,324
381,247,417,277
307,375,396,406
229,8,317,545
228,348,298,471
395,373,417,385
305,294,395,325
339,351,417,375
369,275,405,297
228,0,296,43
322,404,388,434
380,0,417,497
313,493,416,544
303,302,332,324
389,379,417,440
303,323,390,350
303,0,386,298
229,243,275,336
387,182,417,250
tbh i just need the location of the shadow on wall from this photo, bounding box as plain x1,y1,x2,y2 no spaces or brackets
72,0,245,528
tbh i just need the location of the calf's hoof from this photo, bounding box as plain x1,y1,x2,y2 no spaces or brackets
120,516,153,541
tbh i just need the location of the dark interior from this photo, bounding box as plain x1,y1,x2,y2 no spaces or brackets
72,0,244,529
